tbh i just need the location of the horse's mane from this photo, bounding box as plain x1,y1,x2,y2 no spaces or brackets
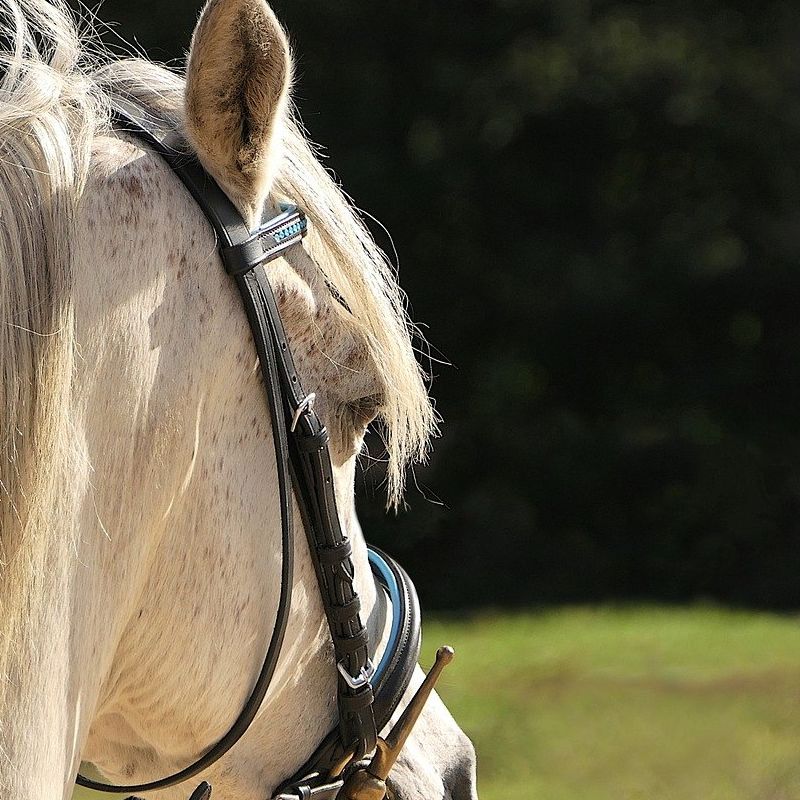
0,0,98,567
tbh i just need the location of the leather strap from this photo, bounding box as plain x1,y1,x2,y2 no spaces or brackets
237,265,377,758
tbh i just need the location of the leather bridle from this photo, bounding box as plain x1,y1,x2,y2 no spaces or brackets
75,100,450,800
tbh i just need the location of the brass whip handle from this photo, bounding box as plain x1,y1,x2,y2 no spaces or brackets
339,646,455,800
370,646,454,779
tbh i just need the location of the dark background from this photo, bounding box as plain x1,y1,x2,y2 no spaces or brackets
86,0,800,610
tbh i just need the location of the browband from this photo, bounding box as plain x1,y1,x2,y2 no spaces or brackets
75,100,420,798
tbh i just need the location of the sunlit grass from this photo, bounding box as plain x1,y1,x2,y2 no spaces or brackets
422,607,800,800
74,607,800,800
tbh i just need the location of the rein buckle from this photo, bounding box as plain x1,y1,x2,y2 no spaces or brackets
335,646,454,800
290,392,316,432
337,658,376,690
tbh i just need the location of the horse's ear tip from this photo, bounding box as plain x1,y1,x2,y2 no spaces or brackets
188,0,290,78
192,0,287,41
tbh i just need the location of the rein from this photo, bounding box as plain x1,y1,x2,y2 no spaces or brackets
75,101,450,800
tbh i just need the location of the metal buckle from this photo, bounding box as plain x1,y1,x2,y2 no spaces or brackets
337,658,375,690
290,392,316,432
274,782,344,800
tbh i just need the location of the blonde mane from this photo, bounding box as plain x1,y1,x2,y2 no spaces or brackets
0,0,97,758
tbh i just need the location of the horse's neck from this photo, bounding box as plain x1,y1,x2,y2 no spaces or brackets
72,137,378,796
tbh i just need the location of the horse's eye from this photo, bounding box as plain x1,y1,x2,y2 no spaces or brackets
346,394,384,427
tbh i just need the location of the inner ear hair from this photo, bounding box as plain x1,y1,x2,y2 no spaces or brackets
184,0,292,224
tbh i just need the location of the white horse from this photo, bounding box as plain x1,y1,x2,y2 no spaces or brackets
0,0,478,797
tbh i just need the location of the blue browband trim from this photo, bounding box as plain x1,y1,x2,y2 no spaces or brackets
220,203,309,276
368,548,403,686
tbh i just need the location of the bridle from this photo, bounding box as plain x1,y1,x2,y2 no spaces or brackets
75,100,453,800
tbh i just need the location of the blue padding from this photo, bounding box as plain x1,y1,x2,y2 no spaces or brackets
368,547,402,685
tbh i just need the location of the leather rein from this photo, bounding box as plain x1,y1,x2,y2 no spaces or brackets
75,102,451,800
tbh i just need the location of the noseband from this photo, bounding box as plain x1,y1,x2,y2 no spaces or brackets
75,101,451,800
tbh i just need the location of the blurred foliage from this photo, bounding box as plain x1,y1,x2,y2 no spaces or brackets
86,0,800,609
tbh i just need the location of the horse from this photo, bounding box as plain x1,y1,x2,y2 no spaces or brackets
0,0,478,797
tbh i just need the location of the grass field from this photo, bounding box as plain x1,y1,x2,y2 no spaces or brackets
74,606,800,800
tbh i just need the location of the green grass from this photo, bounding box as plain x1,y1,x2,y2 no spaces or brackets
422,607,800,800
74,606,800,800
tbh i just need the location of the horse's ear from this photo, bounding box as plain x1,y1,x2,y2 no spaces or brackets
184,0,292,225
